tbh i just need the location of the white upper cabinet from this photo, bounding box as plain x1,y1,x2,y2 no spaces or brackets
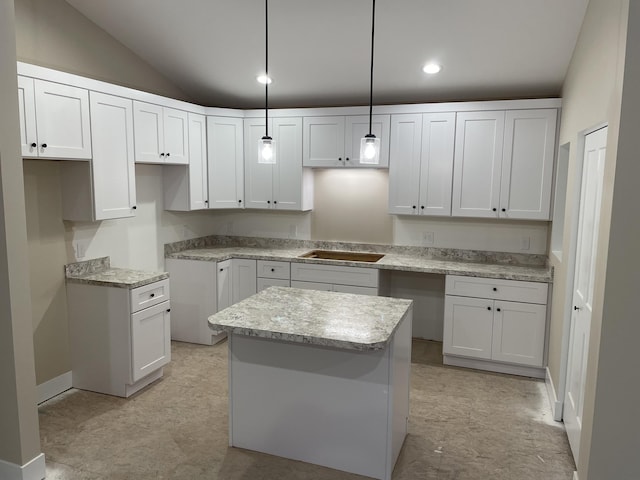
500,109,557,220
452,109,557,220
244,117,312,211
163,112,209,211
61,91,136,221
18,76,92,160
207,116,244,209
388,112,455,216
452,111,505,218
133,101,188,164
303,115,390,168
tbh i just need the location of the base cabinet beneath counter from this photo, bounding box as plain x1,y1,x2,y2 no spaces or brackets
67,279,171,397
443,275,548,378
290,262,380,296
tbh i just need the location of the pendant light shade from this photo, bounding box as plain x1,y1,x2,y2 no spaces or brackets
359,0,380,165
258,0,276,164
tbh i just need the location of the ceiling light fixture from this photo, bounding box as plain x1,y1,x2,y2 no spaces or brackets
422,63,442,75
258,0,275,164
359,0,380,165
257,74,272,85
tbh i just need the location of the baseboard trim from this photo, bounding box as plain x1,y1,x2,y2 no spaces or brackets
37,371,72,404
0,453,45,480
443,355,545,378
545,367,564,421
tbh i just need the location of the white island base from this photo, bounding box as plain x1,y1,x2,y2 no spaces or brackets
226,311,412,480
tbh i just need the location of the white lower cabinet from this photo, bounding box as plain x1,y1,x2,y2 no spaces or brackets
256,260,290,291
443,275,548,377
291,262,379,295
66,278,171,397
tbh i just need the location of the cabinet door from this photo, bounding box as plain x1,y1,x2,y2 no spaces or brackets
231,259,257,304
89,92,136,220
133,101,164,163
452,111,505,218
273,117,304,210
244,118,274,209
188,113,209,210
388,114,422,215
131,301,171,383
302,116,345,167
217,260,233,311
500,109,557,220
443,295,494,360
207,116,244,209
492,300,546,367
163,107,189,164
332,284,378,296
17,76,38,157
257,277,290,292
344,115,390,168
419,113,456,216
34,79,91,159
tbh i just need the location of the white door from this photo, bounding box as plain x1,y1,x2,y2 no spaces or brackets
302,116,345,167
231,259,257,304
500,109,557,220
207,116,244,209
443,295,494,360
130,302,171,383
187,113,209,210
34,79,92,159
163,107,189,164
419,112,456,216
89,92,136,220
244,118,274,209
17,76,38,157
344,115,390,167
273,117,303,210
564,126,607,464
388,114,422,215
133,101,164,163
452,111,505,218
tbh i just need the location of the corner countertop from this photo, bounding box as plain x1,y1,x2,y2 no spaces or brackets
166,243,552,283
208,286,413,351
65,257,168,289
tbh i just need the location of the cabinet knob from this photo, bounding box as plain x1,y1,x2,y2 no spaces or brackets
166,308,171,313
267,200,271,204
492,287,497,292
492,207,497,212
204,200,208,204
238,199,242,203
501,208,506,212
487,306,492,311
273,200,277,204
496,308,501,312
132,205,137,210
220,268,223,272
345,157,350,162
150,293,155,298
30,142,37,148
421,206,425,210
166,152,171,157
41,143,47,148
412,205,416,209
160,152,165,157
271,268,275,272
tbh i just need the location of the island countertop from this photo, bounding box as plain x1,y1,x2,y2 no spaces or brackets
208,286,414,351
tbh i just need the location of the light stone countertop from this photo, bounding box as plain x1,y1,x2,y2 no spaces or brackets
167,246,552,283
208,286,413,351
65,257,168,289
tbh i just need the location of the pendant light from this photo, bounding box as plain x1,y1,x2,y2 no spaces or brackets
360,0,380,165
258,0,276,164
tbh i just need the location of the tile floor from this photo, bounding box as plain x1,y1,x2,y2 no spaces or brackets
40,339,575,479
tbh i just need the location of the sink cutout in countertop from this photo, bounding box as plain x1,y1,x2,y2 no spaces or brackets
298,250,384,263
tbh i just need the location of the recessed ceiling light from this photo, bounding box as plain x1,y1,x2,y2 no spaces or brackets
422,63,442,75
257,74,272,85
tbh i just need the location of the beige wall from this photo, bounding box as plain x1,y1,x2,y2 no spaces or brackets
0,0,41,468
14,0,191,102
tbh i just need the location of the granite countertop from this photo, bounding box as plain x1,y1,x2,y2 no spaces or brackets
65,257,169,289
167,245,552,283
208,286,413,351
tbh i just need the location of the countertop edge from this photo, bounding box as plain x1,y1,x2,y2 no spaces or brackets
65,271,169,289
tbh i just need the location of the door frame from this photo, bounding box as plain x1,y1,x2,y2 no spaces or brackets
555,122,608,421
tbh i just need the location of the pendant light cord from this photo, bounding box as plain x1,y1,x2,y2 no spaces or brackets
368,0,376,135
265,0,269,137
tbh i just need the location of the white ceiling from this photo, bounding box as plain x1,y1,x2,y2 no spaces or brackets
65,0,589,109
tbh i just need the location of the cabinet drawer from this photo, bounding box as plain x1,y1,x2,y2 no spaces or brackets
291,262,379,288
445,275,547,304
257,277,290,292
257,260,291,280
130,279,170,313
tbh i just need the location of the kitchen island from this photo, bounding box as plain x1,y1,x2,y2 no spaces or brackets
209,286,413,480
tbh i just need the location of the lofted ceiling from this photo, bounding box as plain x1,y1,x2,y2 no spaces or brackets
64,0,589,109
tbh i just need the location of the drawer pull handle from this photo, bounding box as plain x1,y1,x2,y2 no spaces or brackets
492,287,497,292
150,293,155,298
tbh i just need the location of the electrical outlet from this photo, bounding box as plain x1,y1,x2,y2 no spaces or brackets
520,236,531,251
422,231,435,246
